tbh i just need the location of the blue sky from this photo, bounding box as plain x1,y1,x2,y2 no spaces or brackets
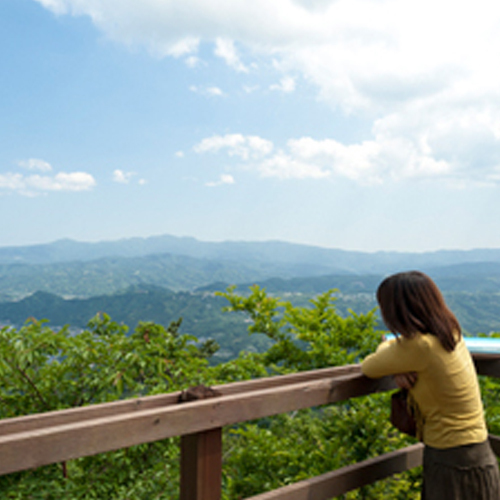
2,0,500,252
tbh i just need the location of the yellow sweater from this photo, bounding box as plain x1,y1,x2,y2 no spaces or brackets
361,334,487,449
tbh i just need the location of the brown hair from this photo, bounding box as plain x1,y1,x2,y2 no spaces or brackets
376,271,461,352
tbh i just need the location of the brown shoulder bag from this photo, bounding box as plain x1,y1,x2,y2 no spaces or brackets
390,389,416,437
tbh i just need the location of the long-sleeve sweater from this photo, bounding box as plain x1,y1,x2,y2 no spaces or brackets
361,333,487,449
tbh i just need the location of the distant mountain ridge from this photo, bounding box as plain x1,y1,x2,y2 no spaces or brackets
0,285,270,361
0,251,337,300
4,235,500,359
3,282,500,350
2,234,500,274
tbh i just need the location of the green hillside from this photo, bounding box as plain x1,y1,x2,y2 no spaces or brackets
2,282,500,363
2,286,500,499
0,285,268,362
0,252,334,301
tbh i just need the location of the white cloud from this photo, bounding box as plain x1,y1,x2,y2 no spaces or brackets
193,132,462,183
26,172,96,191
207,86,223,96
164,37,199,58
18,158,53,172
221,174,235,184
0,160,96,195
243,84,260,93
0,173,25,191
259,153,329,180
270,76,296,93
175,151,185,158
190,85,224,97
185,56,201,68
35,0,68,15
113,169,146,185
113,169,134,184
287,137,381,182
34,0,500,185
194,134,273,160
206,174,236,187
291,0,336,10
214,38,248,72
275,134,457,183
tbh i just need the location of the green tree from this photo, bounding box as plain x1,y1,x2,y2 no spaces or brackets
0,315,214,499
0,287,427,499
216,285,380,371
216,286,420,499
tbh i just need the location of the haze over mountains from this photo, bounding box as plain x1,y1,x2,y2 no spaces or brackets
2,234,500,357
3,234,500,273
2,234,500,300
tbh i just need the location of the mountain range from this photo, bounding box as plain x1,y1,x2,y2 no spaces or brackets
1,235,500,300
3,234,500,272
2,235,500,356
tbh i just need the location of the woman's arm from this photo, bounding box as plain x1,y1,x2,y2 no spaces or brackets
361,336,430,378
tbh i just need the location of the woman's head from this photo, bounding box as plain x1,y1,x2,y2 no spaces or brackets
376,271,460,351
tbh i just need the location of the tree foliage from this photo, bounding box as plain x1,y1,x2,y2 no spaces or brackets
217,287,420,499
0,286,452,499
217,286,379,371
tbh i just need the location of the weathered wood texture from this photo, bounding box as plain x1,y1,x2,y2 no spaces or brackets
180,429,222,500
244,443,424,500
0,353,497,480
2,352,494,439
0,371,393,475
0,364,361,437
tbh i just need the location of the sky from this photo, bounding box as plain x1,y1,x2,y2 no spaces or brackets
2,0,500,252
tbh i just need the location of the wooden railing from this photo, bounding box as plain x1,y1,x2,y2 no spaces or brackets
1,354,499,499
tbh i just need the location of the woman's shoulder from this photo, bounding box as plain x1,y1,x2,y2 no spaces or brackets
397,333,435,351
407,331,465,357
373,334,434,358
362,333,432,376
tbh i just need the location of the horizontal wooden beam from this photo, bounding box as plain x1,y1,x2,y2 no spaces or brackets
0,353,496,477
0,364,361,437
0,372,392,475
0,392,179,437
1,350,495,438
244,443,424,500
474,355,500,378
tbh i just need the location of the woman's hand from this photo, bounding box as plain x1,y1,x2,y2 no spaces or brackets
393,372,418,390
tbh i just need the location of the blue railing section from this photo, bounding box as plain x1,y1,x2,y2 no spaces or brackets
384,334,500,354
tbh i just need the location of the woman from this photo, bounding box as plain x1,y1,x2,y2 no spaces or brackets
361,271,500,499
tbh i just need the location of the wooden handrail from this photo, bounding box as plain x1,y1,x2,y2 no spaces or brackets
244,435,500,500
474,353,500,377
0,364,361,437
2,353,493,438
245,443,425,500
0,353,499,499
0,370,394,475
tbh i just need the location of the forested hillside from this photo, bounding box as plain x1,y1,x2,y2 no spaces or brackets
2,287,500,499
3,235,500,303
2,281,500,365
3,235,500,499
0,252,324,300
3,237,500,305
0,285,265,361
0,288,423,499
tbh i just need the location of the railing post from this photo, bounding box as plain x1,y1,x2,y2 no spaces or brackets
178,385,223,500
180,428,222,500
